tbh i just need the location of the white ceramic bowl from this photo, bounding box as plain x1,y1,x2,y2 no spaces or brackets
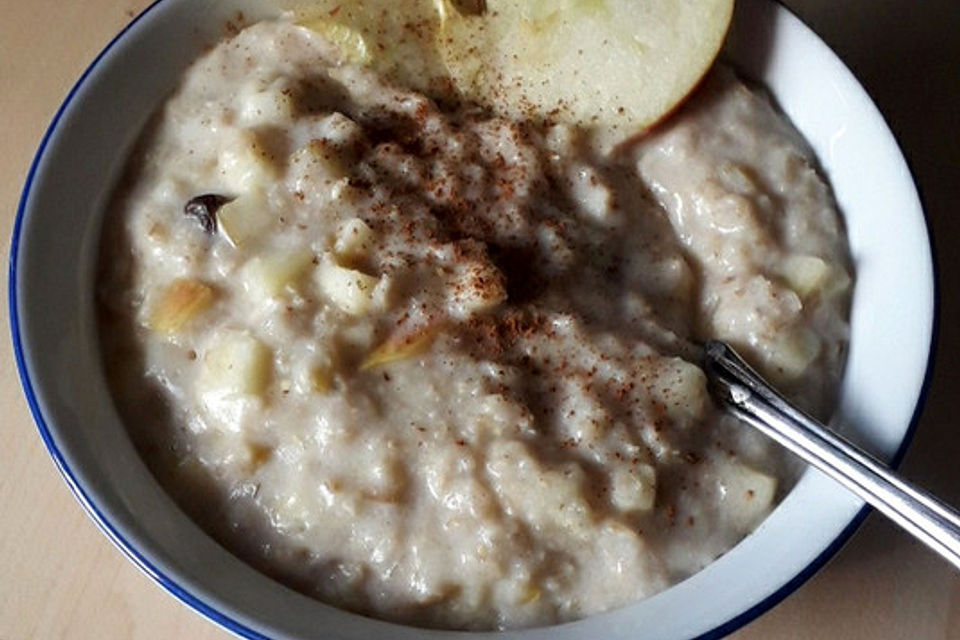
9,0,935,638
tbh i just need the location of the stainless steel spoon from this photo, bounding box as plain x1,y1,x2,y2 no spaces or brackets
703,340,960,570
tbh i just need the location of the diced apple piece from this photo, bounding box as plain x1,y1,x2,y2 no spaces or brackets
769,327,822,381
334,218,374,263
649,358,708,428
197,330,272,398
218,130,280,193
360,325,439,370
290,139,347,183
218,189,271,248
437,0,734,133
238,82,296,127
315,257,381,315
610,464,656,513
149,278,214,333
717,462,777,531
240,248,314,300
780,255,830,298
448,259,507,317
593,520,654,582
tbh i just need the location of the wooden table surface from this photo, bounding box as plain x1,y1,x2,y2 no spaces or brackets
2,1,959,638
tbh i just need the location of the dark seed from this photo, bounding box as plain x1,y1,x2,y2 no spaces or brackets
184,194,232,234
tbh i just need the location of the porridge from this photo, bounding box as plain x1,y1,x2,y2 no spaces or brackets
98,15,851,631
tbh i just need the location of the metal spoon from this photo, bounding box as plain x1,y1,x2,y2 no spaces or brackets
702,340,960,570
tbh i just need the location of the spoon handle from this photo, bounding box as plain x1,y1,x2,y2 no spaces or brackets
703,340,960,571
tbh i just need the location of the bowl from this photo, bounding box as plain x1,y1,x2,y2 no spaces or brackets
9,0,935,638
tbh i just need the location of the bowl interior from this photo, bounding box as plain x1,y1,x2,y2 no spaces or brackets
10,0,934,639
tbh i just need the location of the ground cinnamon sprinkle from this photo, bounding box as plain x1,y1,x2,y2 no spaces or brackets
98,15,853,627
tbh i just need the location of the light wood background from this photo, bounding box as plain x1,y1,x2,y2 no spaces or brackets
2,1,958,638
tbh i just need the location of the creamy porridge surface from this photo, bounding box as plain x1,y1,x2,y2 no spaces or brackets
98,18,851,630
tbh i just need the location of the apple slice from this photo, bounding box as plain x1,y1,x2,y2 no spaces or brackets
437,0,734,134
360,323,440,371
282,0,450,96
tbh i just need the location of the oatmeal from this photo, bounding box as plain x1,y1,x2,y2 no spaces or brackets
98,17,851,630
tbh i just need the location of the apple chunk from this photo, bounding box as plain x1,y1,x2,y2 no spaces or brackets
150,278,215,333
315,257,382,316
197,330,273,398
437,0,734,133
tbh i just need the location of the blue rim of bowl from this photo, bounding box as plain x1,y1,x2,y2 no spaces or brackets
7,1,938,639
